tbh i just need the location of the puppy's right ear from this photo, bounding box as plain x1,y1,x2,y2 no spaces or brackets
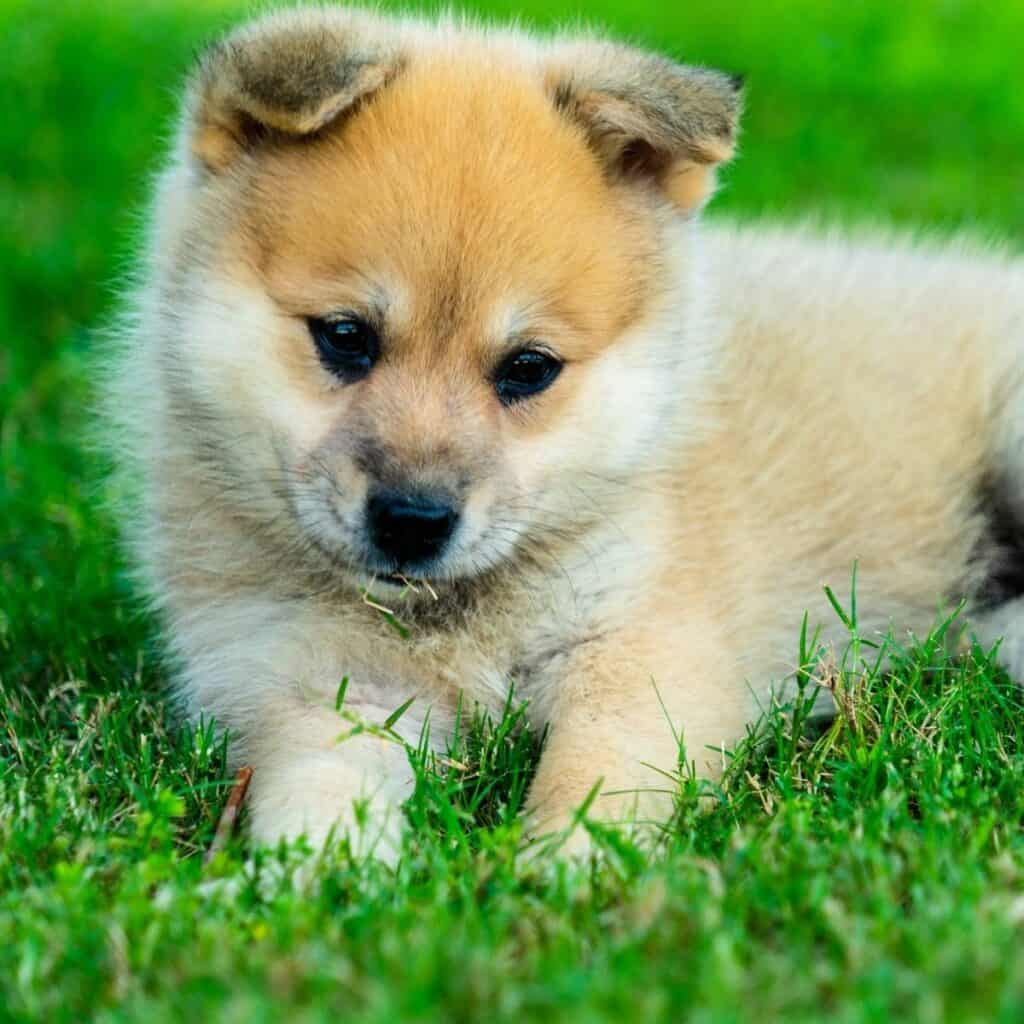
186,10,404,172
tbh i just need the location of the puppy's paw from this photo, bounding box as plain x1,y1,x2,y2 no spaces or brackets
248,756,408,867
252,796,406,866
521,818,595,870
521,806,666,874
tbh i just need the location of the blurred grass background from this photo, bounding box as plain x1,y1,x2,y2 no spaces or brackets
2,2,1024,1019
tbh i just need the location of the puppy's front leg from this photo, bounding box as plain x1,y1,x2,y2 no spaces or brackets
239,693,423,863
179,602,441,862
525,622,748,854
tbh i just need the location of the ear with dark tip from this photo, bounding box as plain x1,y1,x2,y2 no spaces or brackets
545,42,744,211
186,9,405,172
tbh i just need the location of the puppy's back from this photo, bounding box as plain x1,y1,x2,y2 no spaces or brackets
674,224,1024,660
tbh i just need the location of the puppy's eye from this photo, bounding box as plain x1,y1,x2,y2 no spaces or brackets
494,349,562,404
308,315,380,380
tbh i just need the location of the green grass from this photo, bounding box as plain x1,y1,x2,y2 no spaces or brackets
2,0,1024,1020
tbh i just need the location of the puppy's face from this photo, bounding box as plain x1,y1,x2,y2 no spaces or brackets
169,17,740,595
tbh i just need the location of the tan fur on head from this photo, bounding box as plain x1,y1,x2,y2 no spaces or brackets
109,6,1024,863
186,7,741,209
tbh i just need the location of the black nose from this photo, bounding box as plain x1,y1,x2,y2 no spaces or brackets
366,491,459,567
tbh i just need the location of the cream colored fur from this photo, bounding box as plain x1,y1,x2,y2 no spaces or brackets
108,8,1024,861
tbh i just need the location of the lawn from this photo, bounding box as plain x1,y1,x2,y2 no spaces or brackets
2,0,1024,1020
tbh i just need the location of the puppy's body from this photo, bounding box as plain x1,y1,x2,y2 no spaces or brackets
111,9,1024,856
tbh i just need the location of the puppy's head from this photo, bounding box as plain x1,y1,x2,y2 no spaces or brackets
160,9,741,595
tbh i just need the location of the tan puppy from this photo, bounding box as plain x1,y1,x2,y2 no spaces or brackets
110,7,1024,859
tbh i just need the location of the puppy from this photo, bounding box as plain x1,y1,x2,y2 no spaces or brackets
109,7,1024,859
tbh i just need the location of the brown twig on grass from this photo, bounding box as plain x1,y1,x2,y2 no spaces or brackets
204,765,253,865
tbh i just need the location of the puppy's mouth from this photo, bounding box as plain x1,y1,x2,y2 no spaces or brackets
386,571,434,590
370,571,443,599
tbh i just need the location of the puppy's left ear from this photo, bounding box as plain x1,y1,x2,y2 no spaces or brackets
545,41,743,211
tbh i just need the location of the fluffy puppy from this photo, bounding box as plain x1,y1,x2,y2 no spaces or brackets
109,7,1024,858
